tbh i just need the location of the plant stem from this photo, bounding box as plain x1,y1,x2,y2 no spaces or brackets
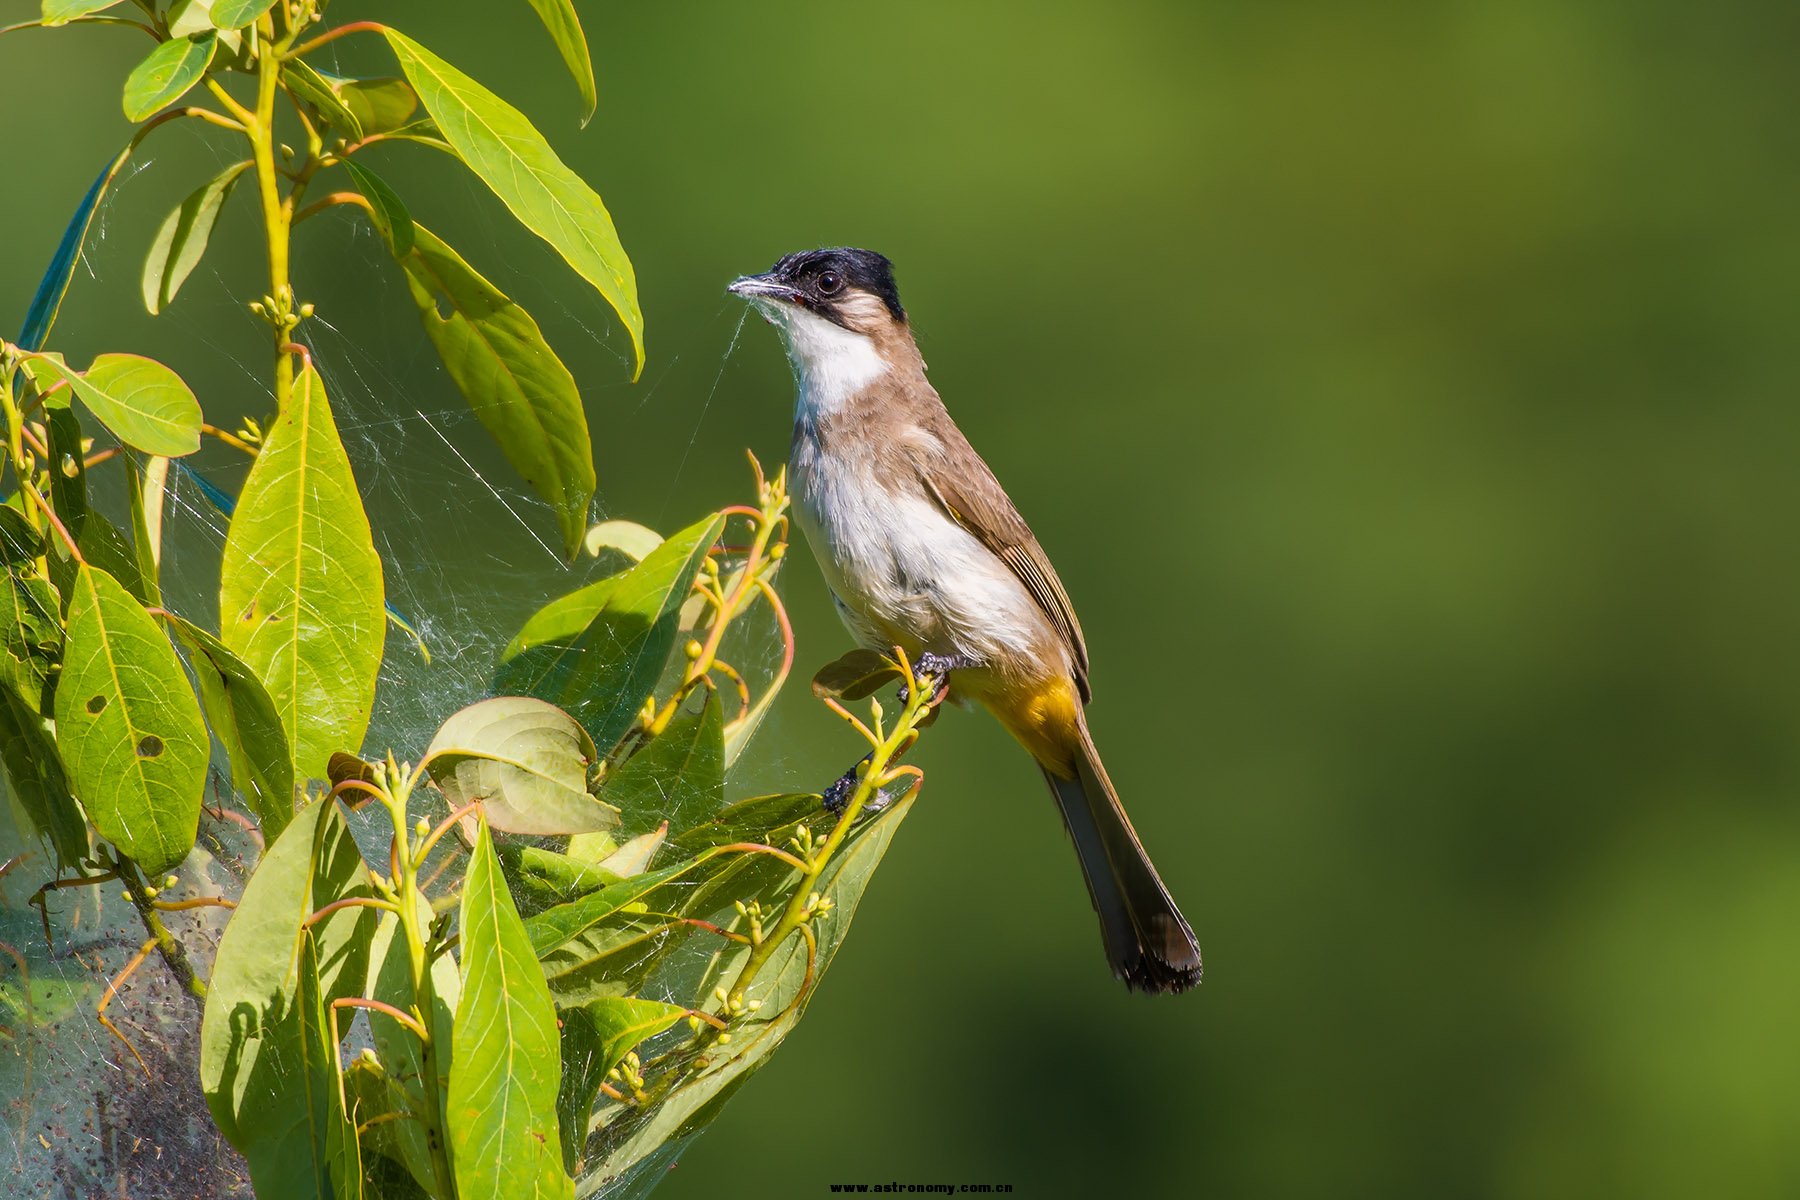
110,851,207,1008
246,24,296,418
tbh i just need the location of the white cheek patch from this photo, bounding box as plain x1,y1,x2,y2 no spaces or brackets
754,299,887,420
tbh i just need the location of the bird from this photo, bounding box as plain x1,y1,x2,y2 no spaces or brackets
729,248,1202,994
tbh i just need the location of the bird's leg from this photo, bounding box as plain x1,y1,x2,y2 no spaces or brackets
899,651,977,707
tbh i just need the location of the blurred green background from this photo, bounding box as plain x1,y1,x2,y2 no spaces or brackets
4,1,1798,1196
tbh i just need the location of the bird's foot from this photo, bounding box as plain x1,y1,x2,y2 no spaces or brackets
898,651,974,707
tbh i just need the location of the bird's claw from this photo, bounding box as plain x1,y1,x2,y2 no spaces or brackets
897,652,968,707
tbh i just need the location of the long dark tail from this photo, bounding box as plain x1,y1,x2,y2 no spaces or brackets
1040,716,1202,994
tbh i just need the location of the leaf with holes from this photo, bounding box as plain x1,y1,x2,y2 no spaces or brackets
26,353,202,457
524,0,596,127
220,363,384,782
424,696,616,836
200,795,377,1195
449,816,573,1200
383,29,642,378
123,33,216,122
142,160,250,315
52,565,206,875
166,614,295,840
397,224,592,558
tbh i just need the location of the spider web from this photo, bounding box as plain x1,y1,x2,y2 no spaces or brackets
0,124,791,1195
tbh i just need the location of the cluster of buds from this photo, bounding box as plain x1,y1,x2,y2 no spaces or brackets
247,284,313,332
608,1051,648,1103
712,986,763,1021
733,898,767,945
787,823,818,869
800,891,834,921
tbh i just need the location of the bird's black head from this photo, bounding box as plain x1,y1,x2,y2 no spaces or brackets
728,247,905,331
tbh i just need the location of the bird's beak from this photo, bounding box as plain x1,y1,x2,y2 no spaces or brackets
727,273,801,303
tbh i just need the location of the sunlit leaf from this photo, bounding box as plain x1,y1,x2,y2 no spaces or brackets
142,160,250,315
508,513,722,753
556,998,685,1173
523,858,702,957
208,0,274,31
0,683,86,869
53,565,207,876
597,822,666,876
811,647,901,702
397,224,592,557
598,690,723,835
424,696,618,836
330,75,417,136
383,29,643,378
0,555,61,713
283,57,364,141
220,363,385,782
41,0,121,27
524,0,597,127
342,159,413,257
27,352,202,457
583,519,662,563
449,816,574,1200
500,573,621,663
200,796,378,1195
16,148,129,353
123,33,216,123
165,613,294,839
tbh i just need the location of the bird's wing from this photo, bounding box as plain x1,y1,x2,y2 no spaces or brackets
911,441,1092,701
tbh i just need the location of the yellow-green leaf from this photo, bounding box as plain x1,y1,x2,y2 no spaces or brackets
524,0,597,127
166,613,295,840
397,224,593,557
500,573,621,663
342,159,413,257
142,160,250,315
53,565,208,875
123,33,216,123
219,364,385,782
449,816,573,1200
283,57,364,141
556,997,685,1172
208,0,274,31
330,75,417,136
383,29,643,378
27,352,202,456
41,0,121,26
423,696,618,836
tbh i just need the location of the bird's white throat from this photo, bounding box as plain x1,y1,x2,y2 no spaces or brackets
754,300,887,421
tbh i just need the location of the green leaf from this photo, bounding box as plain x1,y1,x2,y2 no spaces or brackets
382,29,643,379
341,159,413,257
220,363,385,782
300,924,366,1200
53,565,207,876
165,613,294,839
583,519,662,563
208,0,274,30
41,0,121,27
142,160,250,315
200,796,378,1195
123,33,216,123
522,857,701,957
284,57,364,141
810,647,903,702
423,696,618,836
556,998,685,1173
330,75,417,136
450,817,574,1200
0,683,87,869
598,690,723,835
538,913,680,1009
27,353,202,457
499,843,620,916
367,894,458,1197
500,573,621,663
0,557,61,713
508,513,722,753
524,0,597,127
397,224,592,558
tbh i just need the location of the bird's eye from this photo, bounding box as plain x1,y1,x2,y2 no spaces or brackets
816,271,843,295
